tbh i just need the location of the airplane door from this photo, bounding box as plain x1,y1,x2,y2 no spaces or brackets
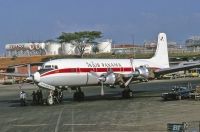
122,67,124,72
76,67,80,73
74,67,86,85
93,67,97,72
120,67,123,72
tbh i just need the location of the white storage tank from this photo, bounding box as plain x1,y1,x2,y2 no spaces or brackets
46,42,61,55
84,44,92,54
33,42,45,50
62,43,75,55
97,40,112,53
74,44,92,55
5,43,26,51
5,43,46,51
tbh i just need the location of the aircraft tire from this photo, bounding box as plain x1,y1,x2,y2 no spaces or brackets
73,92,78,101
122,90,125,98
79,92,85,101
73,92,85,101
46,96,54,105
129,90,133,98
122,89,133,99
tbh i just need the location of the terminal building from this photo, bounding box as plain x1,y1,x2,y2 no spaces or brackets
5,39,112,57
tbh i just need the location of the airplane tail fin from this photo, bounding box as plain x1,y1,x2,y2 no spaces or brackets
150,33,169,68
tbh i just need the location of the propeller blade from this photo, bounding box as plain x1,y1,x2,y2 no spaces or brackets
124,76,134,87
89,71,99,79
101,82,104,96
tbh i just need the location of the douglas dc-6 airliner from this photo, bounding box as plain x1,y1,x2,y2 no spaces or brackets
4,33,200,105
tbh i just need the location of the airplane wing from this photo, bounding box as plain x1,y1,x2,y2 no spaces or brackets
154,63,200,76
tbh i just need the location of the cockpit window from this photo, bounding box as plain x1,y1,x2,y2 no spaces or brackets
43,65,58,69
54,65,58,69
44,65,52,69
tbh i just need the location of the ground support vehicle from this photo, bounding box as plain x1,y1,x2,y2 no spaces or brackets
189,85,200,100
161,86,192,101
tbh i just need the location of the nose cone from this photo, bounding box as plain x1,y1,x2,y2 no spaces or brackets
33,72,41,82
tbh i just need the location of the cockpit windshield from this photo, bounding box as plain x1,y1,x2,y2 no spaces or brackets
42,65,58,69
38,64,58,75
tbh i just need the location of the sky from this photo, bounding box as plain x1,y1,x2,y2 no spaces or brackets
0,0,200,53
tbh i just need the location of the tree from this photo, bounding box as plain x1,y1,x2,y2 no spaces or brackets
57,31,102,57
92,46,100,54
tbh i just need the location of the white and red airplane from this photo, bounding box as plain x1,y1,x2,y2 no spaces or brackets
30,32,168,104
3,33,200,105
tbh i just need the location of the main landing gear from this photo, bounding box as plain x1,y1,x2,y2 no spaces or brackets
121,86,133,99
73,87,85,101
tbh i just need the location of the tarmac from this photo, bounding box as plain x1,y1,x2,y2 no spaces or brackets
1,78,200,132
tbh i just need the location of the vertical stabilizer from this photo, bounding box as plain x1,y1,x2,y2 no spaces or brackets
150,33,169,68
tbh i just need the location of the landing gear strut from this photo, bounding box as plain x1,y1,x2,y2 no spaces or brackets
122,86,133,99
73,87,85,101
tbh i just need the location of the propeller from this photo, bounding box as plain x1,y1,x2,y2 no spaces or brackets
124,76,134,87
100,82,104,96
89,71,105,96
124,59,149,87
121,59,135,87
89,69,113,96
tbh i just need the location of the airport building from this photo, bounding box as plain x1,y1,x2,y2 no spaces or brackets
144,41,185,54
186,36,200,52
112,41,184,55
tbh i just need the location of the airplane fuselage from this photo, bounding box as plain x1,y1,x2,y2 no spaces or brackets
35,58,162,87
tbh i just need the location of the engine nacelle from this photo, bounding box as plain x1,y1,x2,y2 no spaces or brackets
134,66,149,78
100,73,116,85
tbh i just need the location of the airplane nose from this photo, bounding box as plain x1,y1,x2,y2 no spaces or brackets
33,72,41,82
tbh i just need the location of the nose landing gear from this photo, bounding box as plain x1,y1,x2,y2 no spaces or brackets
47,95,54,105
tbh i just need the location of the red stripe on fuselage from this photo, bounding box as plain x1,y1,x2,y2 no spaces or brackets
41,67,134,77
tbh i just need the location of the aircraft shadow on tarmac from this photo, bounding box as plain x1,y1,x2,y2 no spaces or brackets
65,91,161,102
3,91,162,107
